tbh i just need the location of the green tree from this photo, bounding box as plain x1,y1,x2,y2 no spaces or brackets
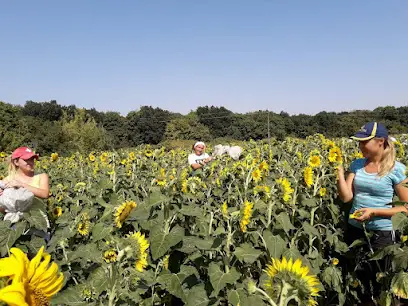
127,106,176,145
164,118,211,141
61,108,109,153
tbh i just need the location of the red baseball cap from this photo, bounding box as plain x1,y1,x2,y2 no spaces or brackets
11,147,39,160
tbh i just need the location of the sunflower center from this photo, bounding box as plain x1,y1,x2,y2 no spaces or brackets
28,287,49,306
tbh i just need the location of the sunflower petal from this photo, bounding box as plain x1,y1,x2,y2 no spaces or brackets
27,246,45,280
0,280,28,306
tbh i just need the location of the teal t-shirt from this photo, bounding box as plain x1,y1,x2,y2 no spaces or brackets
348,158,407,231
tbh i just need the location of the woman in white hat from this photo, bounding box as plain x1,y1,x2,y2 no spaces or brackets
188,141,212,171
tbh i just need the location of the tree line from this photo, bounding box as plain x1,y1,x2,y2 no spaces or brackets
1,100,407,155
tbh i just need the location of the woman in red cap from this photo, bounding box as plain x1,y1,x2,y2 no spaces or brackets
1,146,50,198
0,147,51,245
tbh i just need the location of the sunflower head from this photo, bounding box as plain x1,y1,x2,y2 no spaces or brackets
263,257,321,306
128,232,150,272
53,207,62,218
308,155,321,168
0,246,64,306
114,200,137,228
103,249,118,263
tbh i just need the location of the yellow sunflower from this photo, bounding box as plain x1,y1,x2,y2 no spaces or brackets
319,188,327,197
304,167,313,188
50,152,58,162
222,201,229,219
52,207,62,218
0,246,64,306
240,201,254,233
308,155,321,168
103,249,118,263
114,200,137,228
77,221,90,236
328,147,343,164
130,232,150,272
251,168,262,183
264,257,320,306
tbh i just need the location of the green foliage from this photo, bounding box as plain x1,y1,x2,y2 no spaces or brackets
165,118,211,142
61,108,109,153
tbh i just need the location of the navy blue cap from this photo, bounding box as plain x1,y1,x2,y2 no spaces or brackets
351,122,388,141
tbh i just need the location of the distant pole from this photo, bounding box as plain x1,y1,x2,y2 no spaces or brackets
267,110,271,147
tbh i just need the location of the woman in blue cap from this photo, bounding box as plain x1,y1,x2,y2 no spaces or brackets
337,122,408,303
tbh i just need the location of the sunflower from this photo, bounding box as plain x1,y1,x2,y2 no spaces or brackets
258,161,269,173
0,246,64,306
52,207,62,218
276,178,294,203
103,249,117,263
222,201,229,219
100,152,109,163
114,201,137,228
144,150,153,158
349,211,363,219
308,155,321,168
304,167,313,188
251,168,262,183
319,188,327,197
128,151,136,161
328,147,343,164
50,152,58,162
77,221,90,236
264,257,320,306
130,232,150,272
240,201,254,233
89,153,96,162
163,255,170,270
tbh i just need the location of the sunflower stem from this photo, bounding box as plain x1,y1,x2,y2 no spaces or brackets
278,281,291,306
254,287,278,306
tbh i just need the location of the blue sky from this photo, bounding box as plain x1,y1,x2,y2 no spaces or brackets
1,1,407,115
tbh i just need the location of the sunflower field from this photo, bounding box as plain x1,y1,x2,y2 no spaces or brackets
1,134,408,305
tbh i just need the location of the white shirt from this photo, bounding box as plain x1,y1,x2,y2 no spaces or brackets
188,153,209,165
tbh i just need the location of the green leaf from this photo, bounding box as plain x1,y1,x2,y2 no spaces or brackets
393,248,408,269
51,287,88,306
91,223,112,241
275,212,295,234
234,243,262,264
87,267,109,295
263,231,286,258
282,247,301,260
68,243,102,263
228,289,248,306
157,271,187,303
348,238,365,249
302,198,317,207
148,188,167,206
150,225,184,260
208,263,240,296
302,222,319,237
177,265,199,282
25,236,46,255
23,209,48,232
179,205,203,217
186,284,209,306
392,212,408,231
322,266,342,292
391,271,408,299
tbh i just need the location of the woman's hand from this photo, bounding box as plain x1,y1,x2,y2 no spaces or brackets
354,208,376,222
4,180,25,189
204,156,212,163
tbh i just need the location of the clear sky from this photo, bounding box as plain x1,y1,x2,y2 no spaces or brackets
1,1,407,116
